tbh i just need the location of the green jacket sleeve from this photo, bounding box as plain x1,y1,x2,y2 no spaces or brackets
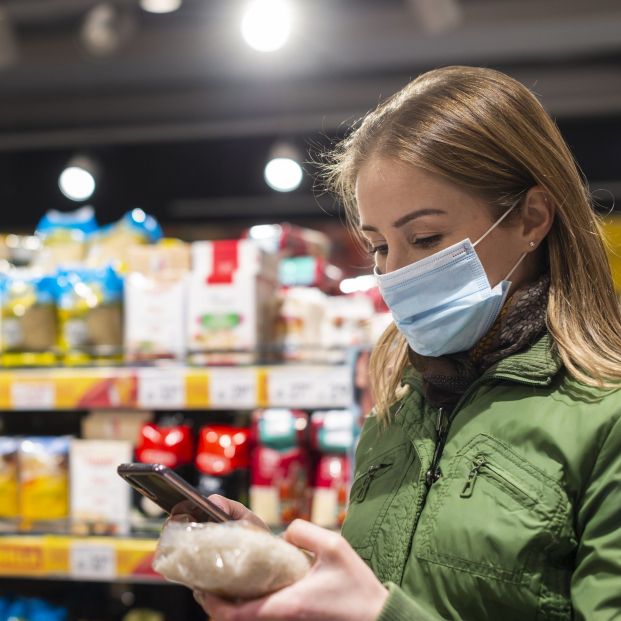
376,583,448,621
571,413,621,620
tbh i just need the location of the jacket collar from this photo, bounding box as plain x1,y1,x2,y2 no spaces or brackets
401,331,562,392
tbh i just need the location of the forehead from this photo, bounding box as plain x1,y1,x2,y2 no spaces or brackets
355,157,485,228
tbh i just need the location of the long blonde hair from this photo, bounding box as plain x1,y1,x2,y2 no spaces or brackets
323,65,621,421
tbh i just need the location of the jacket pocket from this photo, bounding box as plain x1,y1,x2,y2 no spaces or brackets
341,444,413,560
415,434,567,585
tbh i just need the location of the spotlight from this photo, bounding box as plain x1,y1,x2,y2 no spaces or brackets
140,0,182,14
241,0,292,53
264,143,303,192
80,3,136,57
58,156,99,202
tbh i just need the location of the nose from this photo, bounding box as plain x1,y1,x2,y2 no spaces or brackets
385,250,410,274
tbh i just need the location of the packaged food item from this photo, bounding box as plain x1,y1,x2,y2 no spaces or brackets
311,455,350,528
18,436,70,531
133,418,194,527
274,287,326,361
126,241,190,276
309,410,355,528
2,234,41,268
195,426,250,506
1,271,58,367
56,266,123,365
81,410,153,443
187,240,278,364
245,223,331,259
153,520,311,599
278,256,343,294
250,410,311,528
70,439,132,535
320,294,375,361
34,206,98,272
85,209,163,270
124,273,188,362
0,437,19,524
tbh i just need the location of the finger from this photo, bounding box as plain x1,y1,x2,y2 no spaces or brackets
283,519,341,556
170,500,200,519
209,495,270,531
199,592,271,621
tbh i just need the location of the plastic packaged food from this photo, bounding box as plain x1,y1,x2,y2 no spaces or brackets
153,520,311,599
55,265,123,365
0,437,19,522
0,271,58,366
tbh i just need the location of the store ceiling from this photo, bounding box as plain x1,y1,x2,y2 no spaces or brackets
0,0,620,227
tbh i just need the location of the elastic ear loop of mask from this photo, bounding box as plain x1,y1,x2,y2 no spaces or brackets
473,199,527,282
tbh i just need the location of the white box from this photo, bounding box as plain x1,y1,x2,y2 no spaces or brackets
70,439,133,535
188,240,278,363
124,273,188,361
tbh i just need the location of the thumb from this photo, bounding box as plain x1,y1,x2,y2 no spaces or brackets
283,519,340,556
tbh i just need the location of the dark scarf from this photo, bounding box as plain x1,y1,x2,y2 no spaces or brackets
408,274,550,411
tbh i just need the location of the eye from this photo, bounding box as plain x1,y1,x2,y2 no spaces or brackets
413,235,442,249
367,243,388,257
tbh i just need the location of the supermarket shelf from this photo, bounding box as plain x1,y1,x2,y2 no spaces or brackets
0,534,159,583
0,364,353,410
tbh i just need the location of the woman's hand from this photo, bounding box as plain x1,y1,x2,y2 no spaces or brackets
194,519,388,621
169,495,269,531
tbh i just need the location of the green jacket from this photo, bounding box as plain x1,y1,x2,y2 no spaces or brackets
341,334,621,620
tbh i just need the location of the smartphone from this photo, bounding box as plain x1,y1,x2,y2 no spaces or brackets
117,463,230,523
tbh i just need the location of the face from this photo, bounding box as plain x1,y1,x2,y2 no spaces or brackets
355,157,531,291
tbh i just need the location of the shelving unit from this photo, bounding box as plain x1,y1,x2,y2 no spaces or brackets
0,363,353,410
0,535,158,583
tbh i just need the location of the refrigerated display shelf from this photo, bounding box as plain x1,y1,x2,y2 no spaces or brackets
0,534,160,583
0,364,353,410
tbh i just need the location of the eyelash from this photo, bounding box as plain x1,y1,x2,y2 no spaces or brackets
367,235,442,256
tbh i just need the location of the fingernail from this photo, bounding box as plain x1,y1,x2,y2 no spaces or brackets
193,590,204,606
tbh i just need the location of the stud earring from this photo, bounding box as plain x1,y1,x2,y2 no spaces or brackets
529,241,536,248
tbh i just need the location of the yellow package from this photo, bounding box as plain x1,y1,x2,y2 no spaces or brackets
0,437,19,519
1,272,58,367
19,436,70,528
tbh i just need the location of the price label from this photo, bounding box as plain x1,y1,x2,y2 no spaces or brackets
70,543,116,581
268,366,352,408
11,381,56,410
209,368,256,408
137,368,185,409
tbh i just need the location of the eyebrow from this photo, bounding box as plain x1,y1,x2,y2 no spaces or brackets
360,208,447,232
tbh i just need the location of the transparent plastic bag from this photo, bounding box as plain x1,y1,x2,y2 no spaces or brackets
153,520,311,600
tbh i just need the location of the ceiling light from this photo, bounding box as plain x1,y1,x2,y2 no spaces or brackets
58,156,99,202
80,3,136,57
140,0,182,14
264,143,303,192
241,0,292,53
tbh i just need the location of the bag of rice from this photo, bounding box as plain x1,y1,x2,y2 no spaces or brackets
153,519,311,600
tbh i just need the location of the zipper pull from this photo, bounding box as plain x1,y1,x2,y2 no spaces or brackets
354,464,385,503
460,457,485,498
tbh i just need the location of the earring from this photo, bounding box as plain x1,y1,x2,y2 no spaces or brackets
529,241,536,248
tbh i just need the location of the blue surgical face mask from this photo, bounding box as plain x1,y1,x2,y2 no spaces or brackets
375,205,526,357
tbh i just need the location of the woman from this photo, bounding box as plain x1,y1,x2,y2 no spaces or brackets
194,66,621,620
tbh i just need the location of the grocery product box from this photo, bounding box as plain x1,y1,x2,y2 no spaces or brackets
124,273,188,361
81,410,153,443
70,439,133,535
187,240,278,364
0,437,19,527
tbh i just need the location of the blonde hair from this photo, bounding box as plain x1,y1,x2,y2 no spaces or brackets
323,65,621,421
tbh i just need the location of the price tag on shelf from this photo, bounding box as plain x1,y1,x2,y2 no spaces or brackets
11,381,56,410
208,368,257,409
137,368,186,409
267,366,352,408
69,542,116,581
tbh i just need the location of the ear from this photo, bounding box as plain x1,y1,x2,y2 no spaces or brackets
518,185,555,250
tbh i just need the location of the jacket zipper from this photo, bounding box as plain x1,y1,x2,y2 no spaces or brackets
425,407,448,487
423,371,534,489
460,455,537,504
352,462,393,503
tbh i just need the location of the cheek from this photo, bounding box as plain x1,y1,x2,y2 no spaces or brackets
477,234,522,284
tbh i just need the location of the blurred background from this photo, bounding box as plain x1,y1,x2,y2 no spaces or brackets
0,0,619,236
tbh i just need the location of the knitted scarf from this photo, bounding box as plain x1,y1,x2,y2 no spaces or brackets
408,274,550,411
